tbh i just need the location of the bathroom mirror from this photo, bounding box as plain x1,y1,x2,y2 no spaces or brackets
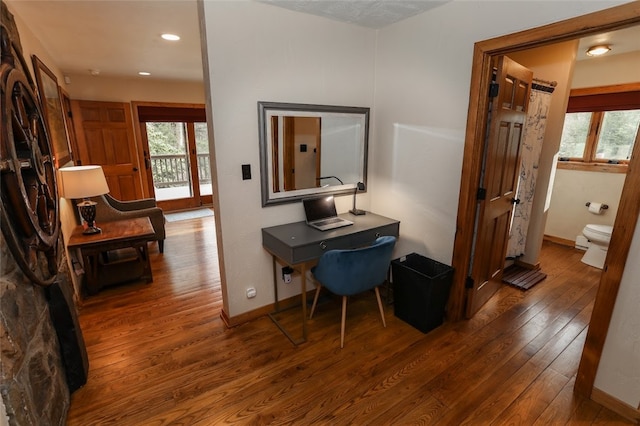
258,101,369,206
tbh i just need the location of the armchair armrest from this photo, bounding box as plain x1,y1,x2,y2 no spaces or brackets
104,193,157,211
92,194,166,252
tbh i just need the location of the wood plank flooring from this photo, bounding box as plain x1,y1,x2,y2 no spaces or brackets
66,217,633,425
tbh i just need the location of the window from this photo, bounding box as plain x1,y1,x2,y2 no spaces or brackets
557,85,640,173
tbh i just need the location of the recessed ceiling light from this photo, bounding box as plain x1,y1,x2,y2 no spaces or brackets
138,71,151,76
586,45,611,57
161,33,180,41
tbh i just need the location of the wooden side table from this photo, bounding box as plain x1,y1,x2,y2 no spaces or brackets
67,217,155,295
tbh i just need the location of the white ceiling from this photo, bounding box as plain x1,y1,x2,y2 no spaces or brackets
257,0,447,28
6,0,640,83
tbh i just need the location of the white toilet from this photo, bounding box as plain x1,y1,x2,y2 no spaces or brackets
581,224,613,269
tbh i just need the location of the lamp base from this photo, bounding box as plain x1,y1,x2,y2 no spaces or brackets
82,226,102,235
77,200,101,235
349,208,366,216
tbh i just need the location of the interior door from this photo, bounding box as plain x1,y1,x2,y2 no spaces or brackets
71,100,143,200
466,56,533,317
282,116,322,190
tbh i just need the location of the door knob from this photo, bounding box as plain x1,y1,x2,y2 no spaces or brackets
133,167,138,172
511,198,521,205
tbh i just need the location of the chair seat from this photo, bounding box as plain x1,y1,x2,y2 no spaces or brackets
310,236,396,348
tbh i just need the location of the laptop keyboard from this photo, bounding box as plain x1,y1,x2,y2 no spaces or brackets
316,217,343,226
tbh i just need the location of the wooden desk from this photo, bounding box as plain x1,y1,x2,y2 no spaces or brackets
67,217,155,295
262,212,400,345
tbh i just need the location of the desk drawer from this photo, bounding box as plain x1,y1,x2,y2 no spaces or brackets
293,234,352,263
351,223,400,247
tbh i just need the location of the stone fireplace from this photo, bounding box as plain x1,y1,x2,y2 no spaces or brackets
1,4,88,425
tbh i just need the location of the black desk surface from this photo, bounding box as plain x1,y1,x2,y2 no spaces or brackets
262,212,400,265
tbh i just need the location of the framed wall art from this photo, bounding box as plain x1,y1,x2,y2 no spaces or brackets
32,55,71,167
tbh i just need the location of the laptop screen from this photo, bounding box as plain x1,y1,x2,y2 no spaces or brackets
303,195,338,222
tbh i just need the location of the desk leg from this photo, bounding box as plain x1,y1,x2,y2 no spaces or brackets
301,263,307,341
272,256,279,312
267,254,307,346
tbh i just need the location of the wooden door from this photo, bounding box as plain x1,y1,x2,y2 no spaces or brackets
466,56,532,317
283,116,295,191
71,100,143,200
282,116,321,190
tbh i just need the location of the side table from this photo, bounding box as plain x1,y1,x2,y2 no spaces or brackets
67,217,155,295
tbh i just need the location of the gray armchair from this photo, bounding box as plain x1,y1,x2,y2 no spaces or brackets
91,194,166,253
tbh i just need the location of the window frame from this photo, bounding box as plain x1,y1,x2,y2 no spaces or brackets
557,83,640,174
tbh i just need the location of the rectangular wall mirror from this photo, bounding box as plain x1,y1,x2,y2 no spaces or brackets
258,101,369,206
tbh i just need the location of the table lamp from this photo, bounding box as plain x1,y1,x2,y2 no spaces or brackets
58,165,110,234
349,182,366,215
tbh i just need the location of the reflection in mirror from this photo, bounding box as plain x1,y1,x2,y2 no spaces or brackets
258,102,369,206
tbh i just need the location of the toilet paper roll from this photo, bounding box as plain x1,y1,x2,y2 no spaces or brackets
588,202,603,214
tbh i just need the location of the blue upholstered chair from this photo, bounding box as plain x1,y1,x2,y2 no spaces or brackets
309,236,397,348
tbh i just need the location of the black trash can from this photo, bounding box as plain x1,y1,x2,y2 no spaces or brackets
392,253,454,333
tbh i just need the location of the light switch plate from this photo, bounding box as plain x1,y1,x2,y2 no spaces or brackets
242,164,251,180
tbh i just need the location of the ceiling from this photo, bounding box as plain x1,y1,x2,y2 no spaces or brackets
6,0,640,83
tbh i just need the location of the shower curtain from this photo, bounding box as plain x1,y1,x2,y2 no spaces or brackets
507,83,555,259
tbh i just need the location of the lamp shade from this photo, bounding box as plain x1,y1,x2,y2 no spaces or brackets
58,165,110,199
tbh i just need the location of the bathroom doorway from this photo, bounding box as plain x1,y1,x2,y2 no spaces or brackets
450,3,640,399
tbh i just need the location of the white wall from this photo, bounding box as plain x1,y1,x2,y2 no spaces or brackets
544,50,640,242
369,1,626,266
200,0,377,316
200,0,633,307
546,169,624,241
63,74,205,104
594,216,640,407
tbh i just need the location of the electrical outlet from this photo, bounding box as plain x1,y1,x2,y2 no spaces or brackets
246,287,257,298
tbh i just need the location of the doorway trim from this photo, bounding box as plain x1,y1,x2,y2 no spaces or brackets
450,1,640,399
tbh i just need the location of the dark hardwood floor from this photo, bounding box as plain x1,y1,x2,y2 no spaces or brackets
67,215,633,425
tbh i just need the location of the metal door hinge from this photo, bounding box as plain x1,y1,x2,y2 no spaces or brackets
477,187,487,200
466,276,474,289
489,82,499,98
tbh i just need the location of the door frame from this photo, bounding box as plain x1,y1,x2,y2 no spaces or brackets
131,101,212,209
449,2,640,399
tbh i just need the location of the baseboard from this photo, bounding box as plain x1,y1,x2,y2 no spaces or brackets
591,387,640,424
220,291,315,328
543,234,575,248
220,305,272,328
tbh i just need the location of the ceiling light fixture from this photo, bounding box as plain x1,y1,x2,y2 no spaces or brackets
138,71,151,76
586,45,611,57
161,33,180,41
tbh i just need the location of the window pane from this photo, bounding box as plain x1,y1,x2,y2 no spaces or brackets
595,109,640,161
558,112,591,158
195,122,212,196
146,122,192,201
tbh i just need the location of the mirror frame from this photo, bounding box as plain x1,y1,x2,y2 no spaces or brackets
258,101,370,206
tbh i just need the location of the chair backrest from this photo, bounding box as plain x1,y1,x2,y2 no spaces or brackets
312,236,396,296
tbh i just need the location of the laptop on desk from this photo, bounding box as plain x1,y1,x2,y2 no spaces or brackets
303,195,353,231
